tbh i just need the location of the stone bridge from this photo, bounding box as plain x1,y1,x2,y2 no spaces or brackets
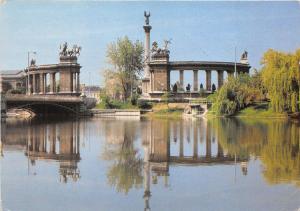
2,44,85,117
6,94,83,116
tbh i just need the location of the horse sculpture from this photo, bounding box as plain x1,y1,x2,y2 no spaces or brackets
59,42,81,57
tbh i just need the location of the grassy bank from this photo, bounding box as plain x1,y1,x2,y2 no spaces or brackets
96,100,138,109
235,106,287,118
207,102,288,118
143,103,184,118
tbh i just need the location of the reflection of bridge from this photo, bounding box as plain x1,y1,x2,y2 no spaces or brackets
2,120,81,182
25,121,81,182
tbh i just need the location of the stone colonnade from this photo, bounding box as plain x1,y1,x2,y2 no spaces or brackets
26,72,80,95
25,56,81,95
178,69,234,91
147,60,250,93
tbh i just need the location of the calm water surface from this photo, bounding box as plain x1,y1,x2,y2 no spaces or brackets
1,117,300,211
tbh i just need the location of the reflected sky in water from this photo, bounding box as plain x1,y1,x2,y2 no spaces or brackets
1,117,300,211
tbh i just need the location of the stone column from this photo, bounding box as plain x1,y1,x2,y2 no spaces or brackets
44,74,47,93
228,71,234,78
206,70,211,91
50,73,56,93
193,70,198,91
25,75,28,95
218,70,224,89
39,73,44,94
70,73,74,93
27,75,31,95
73,73,77,93
143,25,152,78
77,73,80,93
32,74,36,95
179,70,184,90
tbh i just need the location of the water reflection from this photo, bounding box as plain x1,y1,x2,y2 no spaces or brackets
212,118,300,186
2,119,81,183
101,118,250,210
1,117,299,210
102,120,143,194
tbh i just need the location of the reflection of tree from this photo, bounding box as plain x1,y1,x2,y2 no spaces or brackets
210,118,300,186
102,122,143,194
260,121,300,186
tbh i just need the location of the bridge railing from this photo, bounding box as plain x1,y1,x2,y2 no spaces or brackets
5,94,83,103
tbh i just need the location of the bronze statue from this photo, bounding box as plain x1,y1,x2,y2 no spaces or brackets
151,41,158,53
30,58,36,66
144,11,150,25
59,42,81,57
60,42,68,56
163,39,171,52
241,50,248,60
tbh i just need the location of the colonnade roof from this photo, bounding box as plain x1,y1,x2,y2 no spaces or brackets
170,61,250,71
149,60,251,72
25,63,81,72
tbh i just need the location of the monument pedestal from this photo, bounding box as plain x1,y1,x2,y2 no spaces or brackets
142,77,151,96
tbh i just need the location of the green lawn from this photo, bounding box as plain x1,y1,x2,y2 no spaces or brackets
235,103,287,118
95,101,138,110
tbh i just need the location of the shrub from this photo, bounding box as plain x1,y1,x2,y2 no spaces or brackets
137,100,152,109
130,94,139,106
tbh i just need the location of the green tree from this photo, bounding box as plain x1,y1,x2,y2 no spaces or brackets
104,36,144,100
261,49,300,112
212,73,263,115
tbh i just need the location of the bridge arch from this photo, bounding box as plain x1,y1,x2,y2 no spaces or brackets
7,102,79,116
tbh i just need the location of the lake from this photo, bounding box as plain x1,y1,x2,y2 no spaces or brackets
1,117,300,211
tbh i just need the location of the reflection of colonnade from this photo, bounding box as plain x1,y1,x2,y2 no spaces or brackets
141,119,248,210
26,121,81,182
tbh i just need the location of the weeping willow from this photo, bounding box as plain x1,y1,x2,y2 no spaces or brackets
261,49,300,112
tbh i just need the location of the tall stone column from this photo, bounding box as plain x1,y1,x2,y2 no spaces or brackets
142,13,152,96
206,70,211,91
218,70,224,89
39,73,44,94
179,70,184,90
143,25,152,78
32,74,36,95
193,70,198,91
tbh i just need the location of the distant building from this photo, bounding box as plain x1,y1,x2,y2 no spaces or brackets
0,70,26,94
81,85,102,103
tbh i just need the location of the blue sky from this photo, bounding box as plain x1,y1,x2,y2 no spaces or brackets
0,1,300,86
